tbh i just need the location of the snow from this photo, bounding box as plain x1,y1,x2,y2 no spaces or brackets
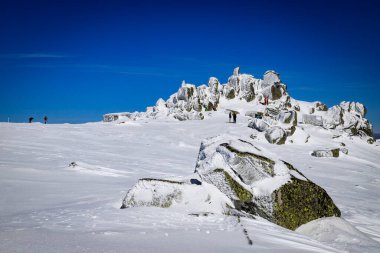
296,217,379,252
1,112,379,252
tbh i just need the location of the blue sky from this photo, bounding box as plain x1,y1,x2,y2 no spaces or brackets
0,0,379,131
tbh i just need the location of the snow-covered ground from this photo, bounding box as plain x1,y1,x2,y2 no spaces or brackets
1,113,379,252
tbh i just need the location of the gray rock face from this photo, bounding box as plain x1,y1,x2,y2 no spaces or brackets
265,126,287,144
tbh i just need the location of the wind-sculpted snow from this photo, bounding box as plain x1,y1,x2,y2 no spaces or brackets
1,119,379,252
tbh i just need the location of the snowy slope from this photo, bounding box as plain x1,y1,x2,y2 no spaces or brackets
1,114,379,252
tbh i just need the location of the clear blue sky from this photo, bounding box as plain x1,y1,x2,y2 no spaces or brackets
0,0,379,131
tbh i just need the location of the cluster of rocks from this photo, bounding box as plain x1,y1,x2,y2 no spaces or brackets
122,136,341,231
104,67,373,143
104,67,289,121
302,101,372,137
311,148,349,158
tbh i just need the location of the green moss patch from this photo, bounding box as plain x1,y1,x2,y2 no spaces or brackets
223,171,253,202
272,177,341,230
187,87,194,99
226,89,235,99
331,148,340,157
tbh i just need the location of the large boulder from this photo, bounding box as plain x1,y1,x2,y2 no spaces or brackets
262,70,281,88
195,136,341,230
208,77,220,95
121,178,233,214
265,126,287,144
277,111,297,126
248,118,269,132
323,106,343,129
302,114,323,126
311,149,340,158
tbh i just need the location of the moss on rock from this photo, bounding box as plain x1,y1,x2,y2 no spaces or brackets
367,138,375,144
223,171,253,202
187,87,194,99
331,148,340,157
272,177,341,230
205,102,214,111
226,89,235,99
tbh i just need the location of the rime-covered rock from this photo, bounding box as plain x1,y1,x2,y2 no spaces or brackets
302,114,323,126
121,136,341,230
102,67,373,141
194,136,341,230
315,102,328,111
311,149,340,158
265,126,287,144
121,178,233,214
277,111,297,126
248,118,270,132
323,106,343,129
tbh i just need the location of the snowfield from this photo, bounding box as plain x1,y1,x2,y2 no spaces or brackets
0,114,379,252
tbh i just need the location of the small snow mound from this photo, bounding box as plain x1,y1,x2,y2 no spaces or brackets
296,217,379,253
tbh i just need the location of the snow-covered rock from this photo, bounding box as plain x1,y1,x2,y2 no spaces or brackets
121,178,233,214
311,149,340,158
296,217,379,253
248,118,269,132
102,67,373,141
194,136,341,230
302,114,323,126
265,126,287,144
277,110,297,125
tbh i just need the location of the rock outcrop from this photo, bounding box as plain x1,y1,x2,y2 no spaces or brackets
103,67,373,141
195,136,341,230
122,136,341,231
311,149,340,158
121,178,233,215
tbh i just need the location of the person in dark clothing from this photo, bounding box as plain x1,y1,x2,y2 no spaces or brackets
44,116,48,124
29,117,34,123
229,112,232,123
233,112,237,123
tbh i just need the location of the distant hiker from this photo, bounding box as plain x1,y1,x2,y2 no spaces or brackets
229,112,232,122
233,112,237,123
29,117,34,123
44,116,48,124
264,96,269,105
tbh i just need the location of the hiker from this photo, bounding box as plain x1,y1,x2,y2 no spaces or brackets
233,112,237,123
44,116,48,124
29,117,34,123
229,112,232,122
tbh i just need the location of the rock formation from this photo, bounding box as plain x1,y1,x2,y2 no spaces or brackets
122,136,341,231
